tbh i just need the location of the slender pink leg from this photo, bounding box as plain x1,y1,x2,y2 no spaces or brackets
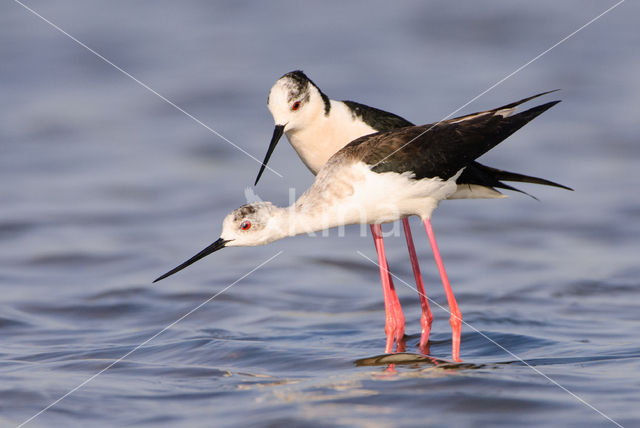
386,276,405,353
401,218,433,354
395,335,407,353
370,224,405,353
423,219,462,362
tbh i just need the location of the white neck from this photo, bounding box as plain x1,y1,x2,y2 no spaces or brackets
267,204,337,240
285,100,377,174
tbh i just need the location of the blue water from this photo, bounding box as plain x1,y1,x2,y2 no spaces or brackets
1,1,639,427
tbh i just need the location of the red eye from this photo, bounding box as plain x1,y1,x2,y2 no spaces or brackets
240,220,251,230
291,101,301,111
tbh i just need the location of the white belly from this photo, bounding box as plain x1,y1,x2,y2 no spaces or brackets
293,162,461,235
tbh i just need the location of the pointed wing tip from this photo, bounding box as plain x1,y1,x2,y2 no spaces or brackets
524,99,562,117
542,88,561,96
529,89,561,99
497,90,562,112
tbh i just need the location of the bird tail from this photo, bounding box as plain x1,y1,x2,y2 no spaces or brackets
478,164,573,193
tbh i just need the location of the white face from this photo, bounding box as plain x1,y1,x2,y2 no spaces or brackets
267,75,325,134
220,202,284,247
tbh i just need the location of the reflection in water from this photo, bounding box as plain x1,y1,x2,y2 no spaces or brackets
354,352,485,371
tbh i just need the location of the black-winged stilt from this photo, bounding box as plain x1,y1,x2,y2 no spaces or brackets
155,96,567,362
255,71,570,359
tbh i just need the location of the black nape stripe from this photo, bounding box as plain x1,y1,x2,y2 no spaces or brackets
342,100,413,131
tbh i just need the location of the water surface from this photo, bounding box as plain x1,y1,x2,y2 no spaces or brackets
1,1,639,427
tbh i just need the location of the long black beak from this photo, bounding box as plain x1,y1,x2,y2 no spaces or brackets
153,238,229,283
254,124,285,186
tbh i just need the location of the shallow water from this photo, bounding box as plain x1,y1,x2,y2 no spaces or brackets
1,1,639,427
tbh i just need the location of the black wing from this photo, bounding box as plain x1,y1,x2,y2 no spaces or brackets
343,100,561,181
343,94,570,192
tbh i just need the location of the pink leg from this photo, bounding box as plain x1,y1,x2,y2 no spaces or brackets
423,219,462,362
401,218,433,354
370,224,405,353
395,335,407,353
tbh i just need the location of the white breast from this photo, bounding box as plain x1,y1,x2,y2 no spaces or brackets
285,101,378,174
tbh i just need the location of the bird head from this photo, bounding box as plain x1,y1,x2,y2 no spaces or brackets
255,70,330,185
153,202,283,282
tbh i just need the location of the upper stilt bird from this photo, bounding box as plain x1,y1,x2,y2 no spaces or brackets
253,71,570,360
155,81,570,361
